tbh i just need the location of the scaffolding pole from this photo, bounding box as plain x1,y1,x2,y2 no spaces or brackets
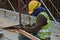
18,0,21,25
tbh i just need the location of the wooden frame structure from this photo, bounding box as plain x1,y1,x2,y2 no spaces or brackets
0,18,39,40
0,0,60,21
0,0,60,40
0,0,40,40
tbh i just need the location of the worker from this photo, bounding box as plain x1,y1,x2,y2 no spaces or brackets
3,0,52,40
18,0,52,40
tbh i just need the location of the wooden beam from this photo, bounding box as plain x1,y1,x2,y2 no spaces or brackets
0,18,12,27
19,29,40,40
8,29,40,40
0,18,40,40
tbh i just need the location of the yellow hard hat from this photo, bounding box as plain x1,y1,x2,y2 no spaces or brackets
28,1,41,14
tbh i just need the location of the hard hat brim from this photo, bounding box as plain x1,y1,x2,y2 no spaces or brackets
28,10,34,15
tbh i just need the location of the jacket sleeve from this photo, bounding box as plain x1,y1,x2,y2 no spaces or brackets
22,14,47,33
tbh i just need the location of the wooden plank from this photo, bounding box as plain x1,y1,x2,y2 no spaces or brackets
7,29,40,40
0,18,40,40
0,18,13,27
19,29,40,40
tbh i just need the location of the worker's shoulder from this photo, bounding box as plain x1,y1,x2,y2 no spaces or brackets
38,14,45,18
37,14,47,20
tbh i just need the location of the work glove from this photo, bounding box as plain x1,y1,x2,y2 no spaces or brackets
32,23,36,26
14,24,23,29
25,24,31,27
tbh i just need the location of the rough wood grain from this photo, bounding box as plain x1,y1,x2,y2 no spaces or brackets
0,18,40,40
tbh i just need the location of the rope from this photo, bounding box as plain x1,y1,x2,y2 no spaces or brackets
49,0,60,15
41,0,60,27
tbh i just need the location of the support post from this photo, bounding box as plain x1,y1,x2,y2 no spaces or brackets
18,0,21,25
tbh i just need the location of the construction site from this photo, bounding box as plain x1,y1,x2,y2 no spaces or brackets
0,0,60,40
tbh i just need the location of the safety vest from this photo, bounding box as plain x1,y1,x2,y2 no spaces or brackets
34,12,52,39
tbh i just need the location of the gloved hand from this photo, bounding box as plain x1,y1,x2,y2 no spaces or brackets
25,24,31,27
14,24,23,29
32,23,36,26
